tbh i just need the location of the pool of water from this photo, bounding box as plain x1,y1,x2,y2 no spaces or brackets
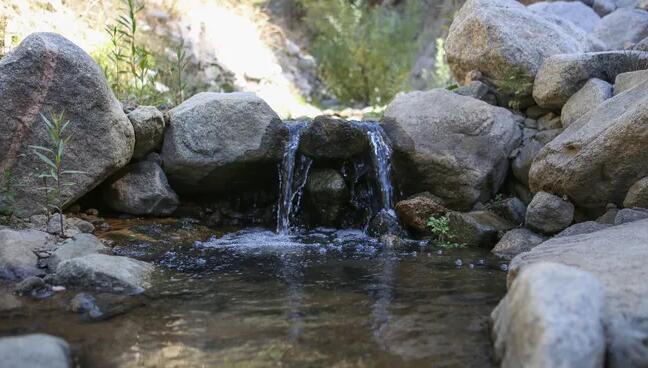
0,219,507,367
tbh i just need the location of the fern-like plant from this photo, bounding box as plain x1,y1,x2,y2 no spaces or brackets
427,215,464,249
30,112,84,236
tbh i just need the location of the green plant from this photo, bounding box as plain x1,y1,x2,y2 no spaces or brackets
169,38,189,106
422,37,456,89
427,215,464,249
30,112,84,236
301,0,423,106
496,67,534,109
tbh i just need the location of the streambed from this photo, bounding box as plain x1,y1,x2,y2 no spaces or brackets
0,219,507,367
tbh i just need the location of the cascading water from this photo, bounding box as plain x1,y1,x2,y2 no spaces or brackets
276,122,311,234
363,123,395,212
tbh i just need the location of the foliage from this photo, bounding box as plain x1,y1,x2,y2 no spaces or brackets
427,215,464,249
30,112,85,236
301,0,423,106
168,38,190,106
421,38,455,89
496,67,534,110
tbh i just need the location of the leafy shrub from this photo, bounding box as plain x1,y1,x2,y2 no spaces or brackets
301,0,423,106
427,214,464,249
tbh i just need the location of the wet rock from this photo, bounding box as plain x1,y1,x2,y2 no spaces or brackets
298,116,368,159
395,192,447,233
614,70,648,95
0,334,71,368
487,197,527,225
367,210,401,237
161,92,285,193
492,262,605,368
0,229,54,280
127,106,165,159
14,276,46,295
555,221,612,238
0,289,22,311
528,1,601,32
593,8,648,50
305,169,350,227
561,78,613,128
533,50,648,109
69,293,103,318
491,228,546,260
509,219,648,368
614,208,648,225
447,211,515,247
624,177,648,208
48,234,109,270
530,79,648,211
525,192,574,234
0,33,134,217
445,0,603,100
55,254,154,294
382,89,521,210
102,161,179,216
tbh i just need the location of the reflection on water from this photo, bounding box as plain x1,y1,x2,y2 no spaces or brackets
0,221,507,368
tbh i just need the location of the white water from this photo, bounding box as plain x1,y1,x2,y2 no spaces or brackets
363,123,395,212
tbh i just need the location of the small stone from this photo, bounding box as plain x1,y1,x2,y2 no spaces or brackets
455,259,463,267
525,192,575,234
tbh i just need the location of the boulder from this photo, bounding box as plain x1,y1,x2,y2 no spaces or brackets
492,262,605,368
161,92,285,193
486,197,527,225
446,0,603,99
509,219,648,368
102,161,179,216
298,116,368,159
0,334,71,368
0,33,134,217
529,79,648,211
127,106,165,159
533,50,648,109
54,254,154,294
593,8,648,50
511,137,544,187
624,177,648,208
381,89,522,210
528,1,601,32
561,78,613,127
454,81,498,105
447,210,515,247
614,208,648,224
536,112,562,131
395,192,447,233
525,192,574,234
48,234,109,270
614,70,648,95
555,221,612,237
0,229,55,280
635,36,648,51
367,209,402,237
304,169,350,227
592,0,617,16
491,228,546,259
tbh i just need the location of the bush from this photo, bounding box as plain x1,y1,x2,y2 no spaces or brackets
301,0,423,106
427,215,464,249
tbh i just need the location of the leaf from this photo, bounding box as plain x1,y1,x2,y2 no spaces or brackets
62,170,87,175
32,151,57,170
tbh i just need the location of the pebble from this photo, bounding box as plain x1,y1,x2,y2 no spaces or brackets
500,264,509,272
454,259,463,267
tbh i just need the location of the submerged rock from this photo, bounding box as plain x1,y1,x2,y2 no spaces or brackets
102,161,179,216
298,116,368,159
492,262,605,368
55,254,154,294
395,192,447,233
0,334,71,368
491,228,546,260
0,33,134,217
447,211,515,247
525,192,574,234
161,92,285,193
445,0,603,99
127,106,165,159
382,89,521,211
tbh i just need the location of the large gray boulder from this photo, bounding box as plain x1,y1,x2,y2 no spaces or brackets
533,50,648,109
127,106,165,159
298,116,368,159
381,89,521,210
491,228,546,260
0,33,134,217
492,262,605,368
530,80,648,211
528,1,601,32
0,334,71,368
525,192,575,234
561,78,613,127
0,229,55,280
446,0,603,99
48,233,109,270
161,92,285,193
55,254,154,294
509,219,648,368
624,177,648,208
102,161,179,216
593,8,648,49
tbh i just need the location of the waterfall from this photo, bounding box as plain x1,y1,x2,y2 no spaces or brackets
363,123,395,212
276,122,311,234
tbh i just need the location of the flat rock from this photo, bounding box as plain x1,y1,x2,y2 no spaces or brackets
0,334,71,368
48,234,109,270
